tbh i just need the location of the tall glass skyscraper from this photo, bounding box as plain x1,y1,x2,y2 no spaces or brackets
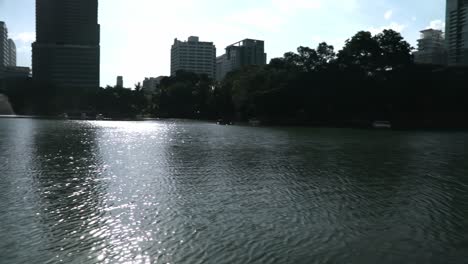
32,0,100,89
446,0,468,65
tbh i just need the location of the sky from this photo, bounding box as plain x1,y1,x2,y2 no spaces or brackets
1,0,446,87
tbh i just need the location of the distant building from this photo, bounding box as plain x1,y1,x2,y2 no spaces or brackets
446,0,468,65
0,21,9,68
0,22,26,80
216,39,267,81
32,0,100,89
414,29,447,65
216,54,228,82
142,76,165,93
0,66,31,79
170,36,216,79
8,39,16,67
116,76,123,87
1,22,17,73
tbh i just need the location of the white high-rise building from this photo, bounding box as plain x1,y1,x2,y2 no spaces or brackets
446,0,468,65
170,36,216,79
414,29,447,65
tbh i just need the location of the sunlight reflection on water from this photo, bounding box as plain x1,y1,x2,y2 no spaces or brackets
1,118,468,263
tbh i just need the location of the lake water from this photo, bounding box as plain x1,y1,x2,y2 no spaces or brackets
1,118,468,264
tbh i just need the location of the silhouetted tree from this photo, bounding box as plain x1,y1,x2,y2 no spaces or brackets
338,31,381,75
374,29,413,70
153,71,216,118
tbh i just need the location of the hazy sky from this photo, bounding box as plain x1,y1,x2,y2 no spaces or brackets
1,0,445,87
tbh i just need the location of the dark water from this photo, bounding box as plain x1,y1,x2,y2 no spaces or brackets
1,118,468,264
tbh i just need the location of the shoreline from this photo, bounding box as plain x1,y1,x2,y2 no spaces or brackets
1,115,468,131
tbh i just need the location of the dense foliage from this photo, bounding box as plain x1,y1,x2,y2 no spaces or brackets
214,30,468,128
1,29,468,127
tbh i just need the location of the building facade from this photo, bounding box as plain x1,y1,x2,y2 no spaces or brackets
116,76,123,87
216,54,228,81
8,39,16,67
414,29,447,65
33,0,100,89
1,66,31,79
216,39,267,81
170,36,216,79
142,76,165,93
0,22,9,68
0,22,17,72
446,0,468,65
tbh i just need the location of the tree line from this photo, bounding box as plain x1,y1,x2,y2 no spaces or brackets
1,29,468,127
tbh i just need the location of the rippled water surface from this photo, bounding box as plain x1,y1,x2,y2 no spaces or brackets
1,118,468,264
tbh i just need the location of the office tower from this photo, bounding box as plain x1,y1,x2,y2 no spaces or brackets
0,22,29,80
32,0,100,89
446,0,468,65
216,39,267,81
216,54,229,82
0,22,9,68
414,29,447,65
8,39,16,66
170,36,216,79
142,76,165,93
116,76,123,87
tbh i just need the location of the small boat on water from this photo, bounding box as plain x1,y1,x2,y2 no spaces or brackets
249,119,261,126
217,119,232,125
372,121,392,129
